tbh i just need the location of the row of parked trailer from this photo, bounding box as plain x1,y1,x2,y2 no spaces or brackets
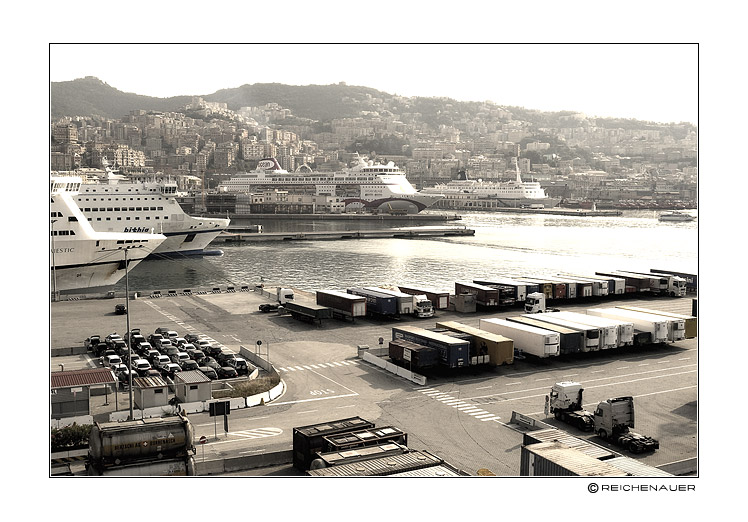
387,305,696,369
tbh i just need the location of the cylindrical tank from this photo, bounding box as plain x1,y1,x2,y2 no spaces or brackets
88,456,196,476
88,413,194,469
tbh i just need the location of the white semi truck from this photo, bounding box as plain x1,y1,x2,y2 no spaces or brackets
479,318,560,358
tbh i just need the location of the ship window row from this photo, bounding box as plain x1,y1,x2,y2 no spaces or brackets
51,230,76,236
83,207,164,212
89,216,168,221
80,196,164,201
116,239,149,244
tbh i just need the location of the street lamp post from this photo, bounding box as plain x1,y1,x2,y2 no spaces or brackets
124,247,134,421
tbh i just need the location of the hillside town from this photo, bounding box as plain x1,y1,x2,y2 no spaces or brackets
50,90,698,211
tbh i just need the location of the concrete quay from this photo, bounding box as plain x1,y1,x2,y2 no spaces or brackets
50,289,698,477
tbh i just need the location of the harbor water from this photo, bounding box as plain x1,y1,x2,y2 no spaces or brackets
115,210,698,294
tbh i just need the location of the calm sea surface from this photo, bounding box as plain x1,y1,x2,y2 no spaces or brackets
116,210,698,294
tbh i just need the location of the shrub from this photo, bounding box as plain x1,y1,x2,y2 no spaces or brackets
51,423,92,452
212,374,280,399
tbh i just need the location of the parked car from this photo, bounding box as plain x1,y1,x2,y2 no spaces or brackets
203,357,222,372
105,333,122,349
186,348,206,364
148,333,164,345
227,357,250,376
179,359,199,371
180,343,196,353
175,352,190,365
118,369,138,387
173,337,187,348
154,327,173,336
115,304,127,315
184,333,200,344
111,363,129,375
217,351,239,365
198,366,218,380
131,359,152,376
165,346,181,361
155,338,173,351
144,349,161,363
112,340,129,357
144,369,161,378
84,335,101,352
217,366,238,379
129,334,147,348
137,342,154,356
259,303,280,313
159,363,182,379
153,355,172,370
165,331,179,341
102,354,122,368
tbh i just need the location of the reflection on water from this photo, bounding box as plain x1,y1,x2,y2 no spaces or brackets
118,210,697,293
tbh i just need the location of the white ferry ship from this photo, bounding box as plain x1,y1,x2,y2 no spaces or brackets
421,167,560,210
69,165,230,257
50,176,166,293
217,157,443,214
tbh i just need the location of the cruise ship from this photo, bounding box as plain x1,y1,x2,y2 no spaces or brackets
68,165,230,257
217,157,443,214
421,167,560,210
50,175,166,294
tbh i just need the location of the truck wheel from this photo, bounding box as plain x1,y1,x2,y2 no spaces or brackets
597,429,607,439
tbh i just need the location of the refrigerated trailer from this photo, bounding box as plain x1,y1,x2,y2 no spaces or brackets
391,325,470,368
614,306,687,341
586,308,669,344
558,274,608,297
520,313,603,351
562,273,621,295
435,321,514,366
316,290,367,320
551,310,634,347
506,316,583,355
478,318,560,358
397,285,450,310
614,306,696,338
625,271,687,297
517,277,566,300
551,276,592,298
650,268,697,292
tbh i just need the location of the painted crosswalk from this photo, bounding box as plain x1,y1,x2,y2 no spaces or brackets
230,427,283,440
418,388,501,423
277,360,359,372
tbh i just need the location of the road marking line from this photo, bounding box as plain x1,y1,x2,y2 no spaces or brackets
505,382,522,386
616,367,629,370
476,385,493,390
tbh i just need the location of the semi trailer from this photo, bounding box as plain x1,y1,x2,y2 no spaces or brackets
391,325,470,368
615,305,696,338
551,310,634,347
347,287,399,318
478,318,560,358
365,287,434,318
283,300,333,324
506,316,583,355
397,285,450,310
520,312,603,351
454,281,500,307
586,307,670,344
316,290,367,320
434,321,514,366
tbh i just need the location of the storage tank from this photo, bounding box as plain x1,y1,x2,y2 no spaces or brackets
87,413,194,472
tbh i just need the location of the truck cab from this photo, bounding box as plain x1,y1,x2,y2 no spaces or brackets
277,287,295,304
525,292,546,313
413,295,434,318
593,396,635,438
549,381,584,412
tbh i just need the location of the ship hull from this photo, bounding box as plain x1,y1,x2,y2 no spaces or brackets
431,195,561,210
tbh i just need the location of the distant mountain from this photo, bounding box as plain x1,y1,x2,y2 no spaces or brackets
50,77,191,120
50,77,391,121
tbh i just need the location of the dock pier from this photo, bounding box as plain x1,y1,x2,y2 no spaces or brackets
216,226,475,243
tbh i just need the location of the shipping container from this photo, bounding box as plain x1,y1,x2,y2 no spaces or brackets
397,285,450,309
520,313,603,351
388,339,440,369
315,290,367,319
520,442,623,477
365,287,434,317
614,305,696,339
452,293,476,313
587,308,669,344
309,442,409,469
454,281,500,307
604,456,674,477
552,310,634,347
306,449,444,477
558,274,609,296
435,321,514,366
478,318,560,358
522,428,617,461
507,316,583,354
292,416,375,470
323,426,407,452
391,325,470,368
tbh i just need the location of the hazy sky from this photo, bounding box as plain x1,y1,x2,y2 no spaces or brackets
50,43,697,125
